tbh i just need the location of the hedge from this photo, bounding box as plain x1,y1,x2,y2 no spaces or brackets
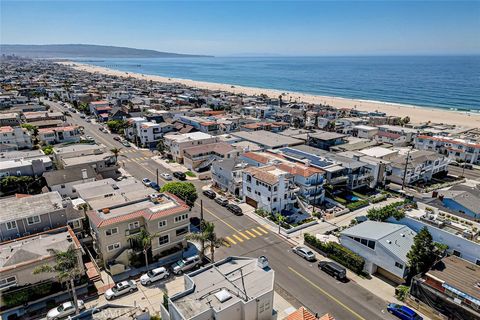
346,200,369,211
304,233,365,274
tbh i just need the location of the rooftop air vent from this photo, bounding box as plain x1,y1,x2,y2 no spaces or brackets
214,289,232,303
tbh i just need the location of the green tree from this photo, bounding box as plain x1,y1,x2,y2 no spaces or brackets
33,245,83,315
157,140,165,154
106,120,128,134
406,227,436,276
160,182,198,207
110,147,122,164
42,145,54,155
0,176,34,194
128,229,161,271
275,213,286,234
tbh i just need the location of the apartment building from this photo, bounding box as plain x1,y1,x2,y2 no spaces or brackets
352,125,379,139
0,192,84,242
0,226,83,294
37,125,81,145
415,135,480,164
0,126,32,149
164,132,219,163
211,159,250,198
375,125,418,146
0,113,21,126
161,256,275,320
23,111,65,123
53,143,108,163
80,178,190,273
183,142,241,172
387,150,450,185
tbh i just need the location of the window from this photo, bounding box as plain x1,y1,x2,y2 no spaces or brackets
61,184,65,189
158,220,167,228
395,262,403,269
68,220,81,229
176,227,189,236
158,235,169,246
0,276,17,290
274,186,278,192
26,216,41,225
128,221,140,230
105,227,119,236
367,240,376,250
107,243,121,252
247,186,251,192
174,213,188,223
5,221,17,230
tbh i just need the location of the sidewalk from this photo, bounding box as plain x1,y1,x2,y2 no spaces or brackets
152,156,198,180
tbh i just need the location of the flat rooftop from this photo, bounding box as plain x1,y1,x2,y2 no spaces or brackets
0,192,64,223
171,257,274,319
54,143,106,155
231,130,303,148
62,153,112,167
0,227,80,270
165,132,214,143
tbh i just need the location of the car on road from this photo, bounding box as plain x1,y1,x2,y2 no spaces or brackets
160,173,172,180
450,161,460,167
142,178,152,186
173,171,186,180
202,189,217,199
122,141,131,147
318,261,347,280
227,203,243,216
85,118,91,123
461,163,473,170
101,127,109,133
84,135,94,141
113,136,121,141
171,255,201,275
150,182,160,191
47,300,85,320
387,303,423,320
292,246,316,261
64,111,71,116
80,114,86,119
214,196,229,206
104,280,137,300
140,267,170,285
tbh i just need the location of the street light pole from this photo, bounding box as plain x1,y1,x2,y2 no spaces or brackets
401,150,411,190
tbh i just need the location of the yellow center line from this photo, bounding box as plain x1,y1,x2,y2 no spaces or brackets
245,230,256,238
252,228,263,236
232,234,244,242
288,267,366,320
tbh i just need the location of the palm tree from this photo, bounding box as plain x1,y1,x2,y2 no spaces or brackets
110,147,122,164
276,213,286,234
128,229,160,271
186,220,213,261
187,221,228,262
33,245,83,315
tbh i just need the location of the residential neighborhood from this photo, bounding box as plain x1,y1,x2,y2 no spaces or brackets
0,57,479,320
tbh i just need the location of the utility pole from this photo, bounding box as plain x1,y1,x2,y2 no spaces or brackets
156,168,159,185
200,199,204,222
401,150,411,190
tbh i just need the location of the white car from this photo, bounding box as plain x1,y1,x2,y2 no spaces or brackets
292,246,316,261
160,173,172,181
171,255,201,275
105,280,137,300
140,267,170,285
142,178,152,186
46,300,85,320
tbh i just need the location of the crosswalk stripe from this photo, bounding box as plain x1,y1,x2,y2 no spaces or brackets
232,234,244,242
239,232,250,240
226,236,237,245
252,228,263,236
245,230,256,238
257,227,268,234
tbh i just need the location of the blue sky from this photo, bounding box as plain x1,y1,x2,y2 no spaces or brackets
1,1,479,56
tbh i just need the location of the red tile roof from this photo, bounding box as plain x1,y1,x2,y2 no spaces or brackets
285,307,335,320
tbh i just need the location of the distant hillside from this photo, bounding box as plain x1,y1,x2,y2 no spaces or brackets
0,44,210,58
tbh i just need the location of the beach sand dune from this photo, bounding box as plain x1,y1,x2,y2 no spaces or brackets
59,61,480,129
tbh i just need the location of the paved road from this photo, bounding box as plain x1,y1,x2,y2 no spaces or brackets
448,165,480,180
45,100,396,320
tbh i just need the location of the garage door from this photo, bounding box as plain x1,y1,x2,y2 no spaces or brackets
376,267,404,284
245,196,258,208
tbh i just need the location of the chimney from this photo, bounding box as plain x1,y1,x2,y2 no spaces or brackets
81,168,88,180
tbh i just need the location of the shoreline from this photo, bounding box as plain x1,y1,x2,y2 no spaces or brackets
58,61,480,129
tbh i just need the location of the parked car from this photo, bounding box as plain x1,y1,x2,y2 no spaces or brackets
292,246,316,261
104,280,137,300
450,161,460,166
227,203,243,216
173,171,186,180
461,163,473,170
150,182,160,191
85,118,91,123
113,136,121,141
387,303,423,320
85,135,94,141
47,300,85,320
202,190,217,199
160,173,172,180
171,255,201,275
318,261,347,280
140,267,169,285
122,141,131,147
214,197,229,206
80,114,86,119
142,178,152,186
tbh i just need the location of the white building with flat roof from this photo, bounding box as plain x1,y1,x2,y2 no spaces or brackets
164,132,218,163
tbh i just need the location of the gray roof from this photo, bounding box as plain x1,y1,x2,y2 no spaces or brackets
0,192,64,223
43,166,97,186
341,221,416,262
390,150,441,167
308,130,346,141
231,130,303,148
439,186,480,215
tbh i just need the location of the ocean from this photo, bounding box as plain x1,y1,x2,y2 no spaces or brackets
75,56,480,111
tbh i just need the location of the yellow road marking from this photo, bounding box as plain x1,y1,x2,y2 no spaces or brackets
233,234,244,242
288,267,366,320
225,236,237,245
257,226,268,234
245,230,256,238
239,232,250,240
252,228,263,236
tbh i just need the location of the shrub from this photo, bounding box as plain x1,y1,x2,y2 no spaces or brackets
395,285,410,301
42,145,54,155
346,200,369,211
304,233,365,274
366,200,410,221
185,171,196,177
370,194,387,204
333,196,347,204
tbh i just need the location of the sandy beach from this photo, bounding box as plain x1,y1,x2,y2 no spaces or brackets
59,61,480,129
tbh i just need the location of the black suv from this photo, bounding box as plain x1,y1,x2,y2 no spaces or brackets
202,190,217,199
227,204,243,216
173,171,186,180
318,261,347,281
